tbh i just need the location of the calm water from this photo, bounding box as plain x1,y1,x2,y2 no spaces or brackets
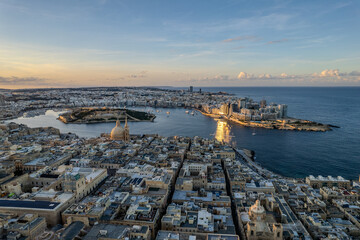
7,87,360,179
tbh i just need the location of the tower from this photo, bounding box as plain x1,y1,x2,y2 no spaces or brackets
229,103,233,116
124,116,130,142
260,99,267,108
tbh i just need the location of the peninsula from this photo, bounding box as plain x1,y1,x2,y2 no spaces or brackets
200,110,333,132
57,107,156,124
200,98,337,132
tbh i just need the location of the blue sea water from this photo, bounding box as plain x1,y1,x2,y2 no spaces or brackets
8,87,360,179
200,87,360,179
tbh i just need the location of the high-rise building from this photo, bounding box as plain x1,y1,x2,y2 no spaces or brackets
238,98,246,109
0,95,5,106
229,103,234,116
189,86,193,92
277,104,288,118
260,99,267,108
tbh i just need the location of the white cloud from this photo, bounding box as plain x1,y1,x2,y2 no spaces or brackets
223,36,260,43
176,68,360,86
235,69,360,84
214,75,230,81
318,69,340,77
258,73,272,79
237,72,253,79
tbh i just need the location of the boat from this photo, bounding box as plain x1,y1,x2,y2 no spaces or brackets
191,111,195,116
252,132,256,136
166,111,170,115
185,110,189,114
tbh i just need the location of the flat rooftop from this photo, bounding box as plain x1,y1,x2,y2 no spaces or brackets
0,199,60,210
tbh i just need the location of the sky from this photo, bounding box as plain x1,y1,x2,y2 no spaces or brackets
0,0,360,88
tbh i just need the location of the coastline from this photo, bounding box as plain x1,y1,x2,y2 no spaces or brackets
57,107,156,124
197,109,334,132
57,116,155,124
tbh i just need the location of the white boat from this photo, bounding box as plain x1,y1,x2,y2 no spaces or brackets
191,111,195,116
252,132,256,136
166,111,170,115
185,110,189,114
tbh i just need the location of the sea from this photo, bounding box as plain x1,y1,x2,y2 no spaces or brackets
7,87,360,180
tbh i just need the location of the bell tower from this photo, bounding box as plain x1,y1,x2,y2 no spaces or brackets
124,115,130,142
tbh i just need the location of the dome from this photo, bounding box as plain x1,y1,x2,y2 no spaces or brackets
249,200,265,215
110,120,125,140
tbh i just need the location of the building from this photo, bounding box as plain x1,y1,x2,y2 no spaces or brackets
305,175,351,189
62,196,111,226
110,119,130,142
0,193,74,226
5,213,47,240
260,99,267,108
60,221,85,240
63,167,108,201
83,223,151,240
277,104,288,118
246,200,283,240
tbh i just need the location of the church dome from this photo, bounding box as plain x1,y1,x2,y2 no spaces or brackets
249,200,265,215
110,120,125,140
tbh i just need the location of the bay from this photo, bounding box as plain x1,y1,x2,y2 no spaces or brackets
7,87,360,180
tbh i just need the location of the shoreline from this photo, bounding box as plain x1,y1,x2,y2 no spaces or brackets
57,107,156,124
57,118,155,124
197,109,335,132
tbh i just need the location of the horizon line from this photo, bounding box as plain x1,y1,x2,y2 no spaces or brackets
1,85,360,91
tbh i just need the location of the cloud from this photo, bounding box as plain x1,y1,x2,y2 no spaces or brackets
176,68,360,87
258,74,272,79
267,38,289,44
127,74,145,79
235,69,360,84
223,35,260,43
0,76,47,85
176,51,215,58
214,75,230,81
164,13,296,36
185,75,230,83
127,70,148,79
317,69,340,77
311,69,360,83
237,72,253,79
348,71,360,76
106,77,125,81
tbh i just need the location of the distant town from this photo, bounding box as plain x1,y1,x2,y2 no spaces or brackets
0,87,335,131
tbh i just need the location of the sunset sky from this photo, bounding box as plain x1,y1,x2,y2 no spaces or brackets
1,0,360,88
